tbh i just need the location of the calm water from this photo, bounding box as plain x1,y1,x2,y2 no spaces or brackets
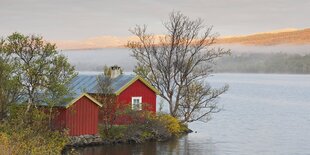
74,74,310,155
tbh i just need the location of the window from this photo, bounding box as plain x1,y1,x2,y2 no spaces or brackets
132,97,142,110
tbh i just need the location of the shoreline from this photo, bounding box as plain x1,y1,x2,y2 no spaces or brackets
62,128,193,152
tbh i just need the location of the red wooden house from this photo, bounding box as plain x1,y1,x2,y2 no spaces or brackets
52,93,102,136
52,67,159,136
103,75,160,124
71,68,160,125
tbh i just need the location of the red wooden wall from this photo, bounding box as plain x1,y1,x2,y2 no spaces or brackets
115,79,157,124
52,108,66,130
53,96,99,136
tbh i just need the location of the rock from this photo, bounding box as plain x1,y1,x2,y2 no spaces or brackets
186,128,193,133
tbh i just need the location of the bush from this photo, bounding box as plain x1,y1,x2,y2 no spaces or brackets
124,111,187,142
157,114,182,135
99,125,127,140
0,105,69,155
98,110,190,143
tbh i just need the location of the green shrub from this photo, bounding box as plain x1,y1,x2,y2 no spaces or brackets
0,105,69,155
99,110,189,143
179,123,189,133
157,114,182,135
141,131,153,139
99,125,127,140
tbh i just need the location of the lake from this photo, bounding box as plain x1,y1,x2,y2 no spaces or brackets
73,73,310,155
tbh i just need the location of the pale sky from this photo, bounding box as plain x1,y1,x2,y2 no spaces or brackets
0,0,309,40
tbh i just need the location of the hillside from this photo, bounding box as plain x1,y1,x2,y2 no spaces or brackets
217,28,310,45
54,28,310,50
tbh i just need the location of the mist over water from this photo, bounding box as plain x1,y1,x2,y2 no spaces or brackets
61,48,135,72
61,45,310,73
218,44,310,54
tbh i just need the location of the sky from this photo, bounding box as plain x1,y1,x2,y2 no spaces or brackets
0,0,309,41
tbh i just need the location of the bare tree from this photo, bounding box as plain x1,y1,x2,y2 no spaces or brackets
95,66,119,137
127,12,230,123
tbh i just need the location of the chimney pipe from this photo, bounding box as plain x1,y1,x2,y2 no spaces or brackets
110,65,121,78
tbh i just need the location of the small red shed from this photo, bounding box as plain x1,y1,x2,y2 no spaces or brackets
52,93,102,136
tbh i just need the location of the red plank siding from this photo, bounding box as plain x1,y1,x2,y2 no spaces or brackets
65,96,99,136
53,96,99,136
52,108,66,130
115,79,157,124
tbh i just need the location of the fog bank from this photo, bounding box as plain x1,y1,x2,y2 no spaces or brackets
62,45,310,73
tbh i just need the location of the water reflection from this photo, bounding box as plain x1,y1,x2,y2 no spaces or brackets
73,135,214,155
74,141,156,155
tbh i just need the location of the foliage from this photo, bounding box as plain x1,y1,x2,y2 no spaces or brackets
0,44,21,120
98,110,189,143
127,12,229,123
0,105,69,155
0,32,76,114
157,114,182,135
125,111,188,142
99,125,127,140
0,32,76,154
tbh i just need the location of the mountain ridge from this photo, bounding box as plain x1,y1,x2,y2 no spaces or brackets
217,28,310,45
54,28,310,50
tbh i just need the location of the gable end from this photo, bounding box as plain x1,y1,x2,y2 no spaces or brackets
66,93,102,108
114,76,160,95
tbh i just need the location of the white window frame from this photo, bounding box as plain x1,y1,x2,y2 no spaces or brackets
132,97,142,110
